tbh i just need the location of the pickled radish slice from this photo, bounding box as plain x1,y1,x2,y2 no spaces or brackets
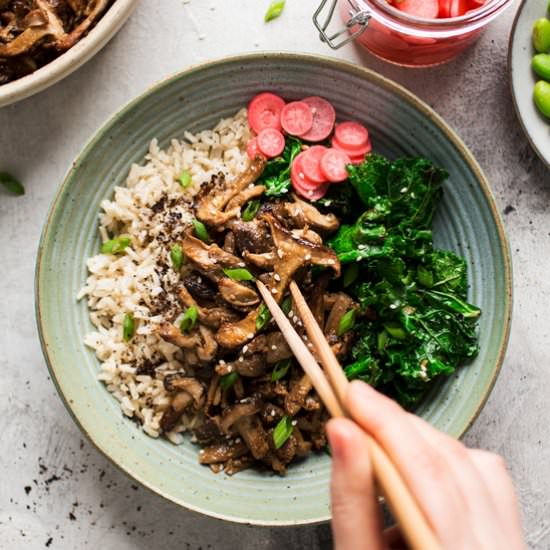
320,149,351,183
280,101,314,136
331,135,372,157
394,0,439,18
300,96,336,142
438,0,451,17
301,145,329,184
257,128,285,158
334,121,369,152
291,152,322,191
295,182,330,201
248,92,285,134
247,138,260,159
450,0,468,16
348,153,367,165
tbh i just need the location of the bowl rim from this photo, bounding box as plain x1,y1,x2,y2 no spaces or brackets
508,0,550,171
35,51,513,526
0,0,138,108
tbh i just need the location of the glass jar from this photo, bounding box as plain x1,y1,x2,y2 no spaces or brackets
313,0,514,67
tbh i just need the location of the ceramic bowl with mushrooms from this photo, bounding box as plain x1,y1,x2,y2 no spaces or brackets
0,0,137,107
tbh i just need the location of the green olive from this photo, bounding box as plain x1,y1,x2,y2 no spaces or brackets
533,18,550,53
534,81,550,118
533,54,550,81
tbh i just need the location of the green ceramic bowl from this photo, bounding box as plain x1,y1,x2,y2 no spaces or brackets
36,53,512,526
509,0,550,169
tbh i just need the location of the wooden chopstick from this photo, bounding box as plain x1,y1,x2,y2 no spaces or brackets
257,280,442,550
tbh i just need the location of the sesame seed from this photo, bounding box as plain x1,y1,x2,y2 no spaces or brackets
247,333,254,339
235,437,241,443
219,359,226,366
199,449,205,453
287,310,293,318
239,262,245,267
400,187,408,193
307,342,313,348
277,249,284,259
327,259,336,265
242,345,248,354
271,288,278,294
273,273,281,281
270,410,276,417
271,345,277,350
238,356,244,362
305,254,311,261
291,420,298,426
308,190,313,197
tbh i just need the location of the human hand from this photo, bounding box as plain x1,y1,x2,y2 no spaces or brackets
327,381,526,550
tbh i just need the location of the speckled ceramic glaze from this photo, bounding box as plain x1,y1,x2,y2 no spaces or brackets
0,0,137,108
36,53,512,526
510,0,550,169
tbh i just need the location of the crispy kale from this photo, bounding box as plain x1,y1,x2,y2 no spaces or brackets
259,136,302,197
329,155,480,408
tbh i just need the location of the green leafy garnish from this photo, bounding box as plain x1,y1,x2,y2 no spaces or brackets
337,309,356,336
220,372,239,390
192,219,211,244
242,199,261,222
343,264,359,288
328,155,481,409
223,268,255,281
256,303,272,331
170,244,184,271
273,415,293,449
101,236,131,255
281,295,292,315
122,313,135,342
179,169,192,188
179,306,198,333
264,0,285,22
271,358,292,381
0,172,24,196
260,136,302,197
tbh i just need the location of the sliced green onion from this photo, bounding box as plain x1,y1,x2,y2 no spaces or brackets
170,244,184,271
0,172,24,196
264,0,285,22
337,309,356,336
256,303,272,330
178,169,192,188
101,235,131,255
384,322,407,340
271,358,292,381
273,415,293,449
242,199,261,222
192,219,211,244
219,372,240,390
377,330,389,354
179,306,198,333
343,263,359,288
123,313,135,342
223,267,255,281
281,295,292,315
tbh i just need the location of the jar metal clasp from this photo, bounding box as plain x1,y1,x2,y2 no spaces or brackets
313,0,371,50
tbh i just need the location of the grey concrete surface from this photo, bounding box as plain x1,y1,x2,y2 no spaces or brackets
0,0,548,548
